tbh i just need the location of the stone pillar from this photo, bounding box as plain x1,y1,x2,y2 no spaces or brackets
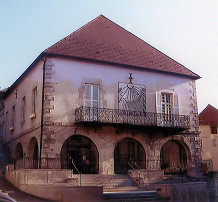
41,59,56,158
187,81,203,177
187,133,203,178
189,81,199,132
99,141,114,175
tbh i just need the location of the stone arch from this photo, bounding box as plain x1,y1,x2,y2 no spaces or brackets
27,136,39,169
114,137,146,174
14,142,23,160
60,135,99,174
113,134,150,157
27,136,38,158
160,136,191,161
160,138,191,174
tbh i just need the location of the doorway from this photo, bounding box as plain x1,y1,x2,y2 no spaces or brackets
161,140,187,174
61,135,99,174
114,138,145,174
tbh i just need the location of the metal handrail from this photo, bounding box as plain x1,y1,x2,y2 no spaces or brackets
128,161,143,187
71,158,81,186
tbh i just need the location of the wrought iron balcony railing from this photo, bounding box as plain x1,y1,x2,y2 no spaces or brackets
75,106,190,129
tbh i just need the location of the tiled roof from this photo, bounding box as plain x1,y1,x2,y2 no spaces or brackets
199,104,218,125
45,15,200,79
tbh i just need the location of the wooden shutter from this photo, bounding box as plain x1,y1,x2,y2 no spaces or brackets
156,91,162,113
173,94,179,115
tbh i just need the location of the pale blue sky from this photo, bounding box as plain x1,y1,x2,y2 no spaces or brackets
0,0,218,112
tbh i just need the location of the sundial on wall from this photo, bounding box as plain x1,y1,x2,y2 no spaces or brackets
118,73,146,112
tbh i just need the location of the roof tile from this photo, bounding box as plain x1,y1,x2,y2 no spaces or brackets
199,104,218,125
45,15,200,79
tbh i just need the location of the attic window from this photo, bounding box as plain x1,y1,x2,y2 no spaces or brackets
211,126,217,134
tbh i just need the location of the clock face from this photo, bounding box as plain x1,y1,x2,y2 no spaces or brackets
118,82,146,112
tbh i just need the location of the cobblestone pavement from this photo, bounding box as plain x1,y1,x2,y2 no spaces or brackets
0,176,53,202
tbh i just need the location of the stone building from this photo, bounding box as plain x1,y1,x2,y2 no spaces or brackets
199,104,218,172
1,15,202,178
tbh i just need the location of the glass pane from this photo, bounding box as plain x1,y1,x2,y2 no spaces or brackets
93,101,98,108
162,94,165,102
85,100,91,107
85,85,91,100
93,85,99,101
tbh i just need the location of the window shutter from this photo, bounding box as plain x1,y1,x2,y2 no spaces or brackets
156,91,162,113
173,94,179,115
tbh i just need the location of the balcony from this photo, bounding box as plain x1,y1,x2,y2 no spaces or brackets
75,107,190,130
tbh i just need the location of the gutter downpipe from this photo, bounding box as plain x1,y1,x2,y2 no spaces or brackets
39,56,47,169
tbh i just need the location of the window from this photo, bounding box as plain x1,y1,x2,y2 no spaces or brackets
5,111,8,134
21,96,26,123
161,93,172,120
85,84,99,108
211,126,217,134
32,87,37,114
10,105,15,131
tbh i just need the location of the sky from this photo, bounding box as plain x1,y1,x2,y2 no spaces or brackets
0,0,218,113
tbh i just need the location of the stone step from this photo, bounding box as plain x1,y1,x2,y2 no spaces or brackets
72,174,140,192
75,179,134,185
73,174,128,179
104,191,169,201
104,187,141,192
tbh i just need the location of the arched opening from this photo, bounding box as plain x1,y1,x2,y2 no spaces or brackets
14,142,23,160
28,137,38,158
14,142,23,169
160,140,187,174
28,137,39,168
60,135,99,174
114,138,146,174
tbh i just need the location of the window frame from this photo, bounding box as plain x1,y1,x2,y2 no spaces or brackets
161,93,173,121
32,87,37,115
211,126,218,134
5,111,8,135
84,84,99,108
21,96,26,123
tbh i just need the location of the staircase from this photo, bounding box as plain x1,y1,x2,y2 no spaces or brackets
104,191,169,201
72,174,141,192
72,174,169,201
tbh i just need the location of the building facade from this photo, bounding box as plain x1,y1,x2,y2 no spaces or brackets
199,104,218,172
1,15,202,178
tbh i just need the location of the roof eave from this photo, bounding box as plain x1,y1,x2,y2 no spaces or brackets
4,52,45,98
45,52,201,80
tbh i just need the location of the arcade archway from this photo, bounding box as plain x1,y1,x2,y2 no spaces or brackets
14,142,23,160
160,140,187,174
28,137,38,158
60,135,99,174
114,138,146,174
28,137,39,168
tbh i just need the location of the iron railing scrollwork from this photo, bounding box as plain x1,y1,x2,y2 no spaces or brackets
75,106,190,129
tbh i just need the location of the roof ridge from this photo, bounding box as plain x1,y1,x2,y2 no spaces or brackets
200,104,218,115
45,15,105,52
93,15,200,79
44,15,200,79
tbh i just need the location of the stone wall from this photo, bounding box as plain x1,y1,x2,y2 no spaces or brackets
38,123,202,176
5,168,103,202
155,182,208,202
